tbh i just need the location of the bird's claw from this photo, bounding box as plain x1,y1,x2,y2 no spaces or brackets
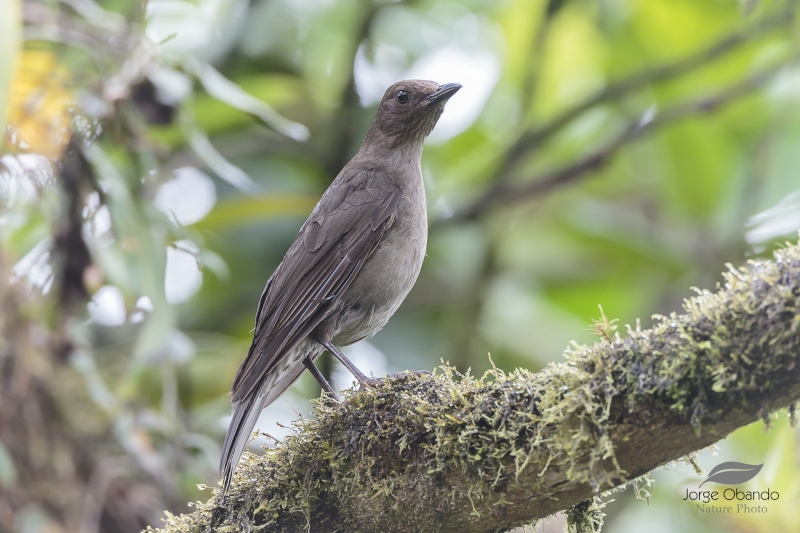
358,377,383,390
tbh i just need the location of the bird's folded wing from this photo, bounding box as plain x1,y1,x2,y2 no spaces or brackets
230,181,402,403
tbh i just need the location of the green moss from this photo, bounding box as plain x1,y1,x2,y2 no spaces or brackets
149,242,800,533
565,497,606,533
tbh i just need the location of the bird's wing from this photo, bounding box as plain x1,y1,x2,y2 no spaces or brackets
231,180,401,402
220,177,401,485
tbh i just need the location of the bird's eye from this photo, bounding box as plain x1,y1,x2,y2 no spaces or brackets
395,90,409,104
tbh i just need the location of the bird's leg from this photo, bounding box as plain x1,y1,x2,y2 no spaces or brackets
319,340,434,389
318,339,371,385
302,355,339,400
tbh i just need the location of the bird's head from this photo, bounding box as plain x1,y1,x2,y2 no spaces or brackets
365,80,462,150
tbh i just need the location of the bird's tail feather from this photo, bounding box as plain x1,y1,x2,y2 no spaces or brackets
220,394,265,494
219,344,317,495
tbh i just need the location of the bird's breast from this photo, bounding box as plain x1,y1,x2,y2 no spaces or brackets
333,179,427,344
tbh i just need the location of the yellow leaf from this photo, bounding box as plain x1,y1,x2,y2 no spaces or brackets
0,0,21,132
4,49,73,159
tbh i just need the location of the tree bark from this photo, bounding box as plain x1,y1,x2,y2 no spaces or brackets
149,243,800,533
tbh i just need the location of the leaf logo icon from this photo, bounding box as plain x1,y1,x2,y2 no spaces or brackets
699,462,763,487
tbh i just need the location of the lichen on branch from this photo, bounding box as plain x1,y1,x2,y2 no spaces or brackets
150,242,800,533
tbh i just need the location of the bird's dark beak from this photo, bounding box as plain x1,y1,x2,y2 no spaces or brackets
425,83,462,104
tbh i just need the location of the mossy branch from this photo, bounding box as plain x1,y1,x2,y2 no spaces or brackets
151,243,800,533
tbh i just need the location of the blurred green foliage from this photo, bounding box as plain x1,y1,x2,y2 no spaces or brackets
2,0,800,532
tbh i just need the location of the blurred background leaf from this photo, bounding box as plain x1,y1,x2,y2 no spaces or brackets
0,0,21,133
0,0,22,133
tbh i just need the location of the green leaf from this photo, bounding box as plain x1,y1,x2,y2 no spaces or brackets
185,58,309,141
658,120,734,218
192,195,317,232
149,74,306,149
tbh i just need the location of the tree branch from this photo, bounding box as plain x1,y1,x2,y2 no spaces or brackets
150,241,800,533
450,57,796,223
447,3,797,224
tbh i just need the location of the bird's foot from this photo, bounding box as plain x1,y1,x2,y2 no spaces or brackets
358,370,432,390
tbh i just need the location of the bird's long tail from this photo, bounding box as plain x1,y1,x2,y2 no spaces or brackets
219,393,264,494
219,342,319,494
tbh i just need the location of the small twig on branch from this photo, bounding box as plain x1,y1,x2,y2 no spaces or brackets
448,3,797,224
450,57,796,223
151,242,800,533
